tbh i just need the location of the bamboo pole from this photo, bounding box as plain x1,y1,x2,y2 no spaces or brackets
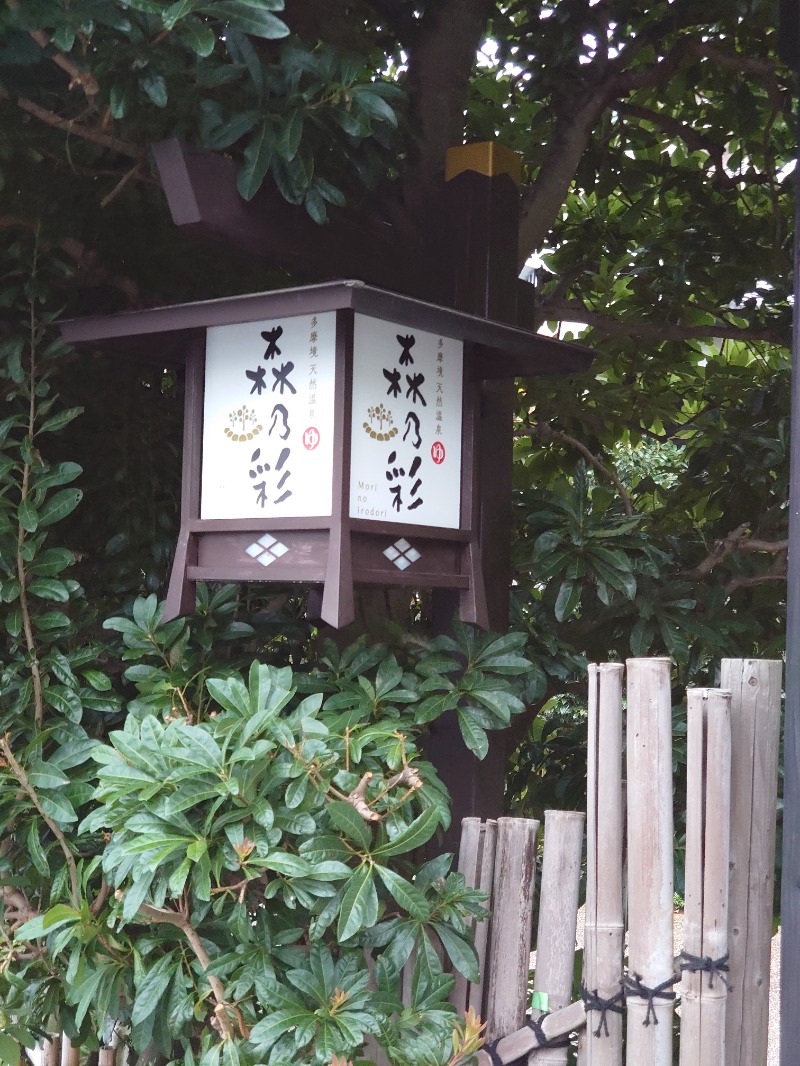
625,658,675,1066
580,662,625,1066
476,1000,587,1066
484,817,540,1042
60,1039,79,1066
720,659,782,1066
41,1036,60,1066
529,809,585,1064
450,818,498,1019
680,688,732,1066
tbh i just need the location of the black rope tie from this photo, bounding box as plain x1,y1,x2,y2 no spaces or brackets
679,951,733,991
526,1013,571,1050
623,972,680,1027
580,982,626,1038
485,1039,504,1066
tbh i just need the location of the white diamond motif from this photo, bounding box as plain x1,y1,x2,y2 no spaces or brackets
384,539,422,570
246,533,289,567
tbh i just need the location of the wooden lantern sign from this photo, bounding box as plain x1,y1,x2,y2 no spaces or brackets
61,280,590,627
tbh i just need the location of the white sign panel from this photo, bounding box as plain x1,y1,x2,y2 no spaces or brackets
201,313,336,519
349,314,463,528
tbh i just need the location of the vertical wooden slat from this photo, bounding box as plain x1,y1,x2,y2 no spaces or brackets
470,819,498,1018
530,809,585,1064
720,659,782,1066
451,817,484,1014
625,658,675,1066
680,688,732,1066
484,817,539,1042
580,662,625,1066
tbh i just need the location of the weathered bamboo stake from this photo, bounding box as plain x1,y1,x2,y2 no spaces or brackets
529,809,585,1064
720,659,782,1066
625,658,675,1066
41,1036,61,1066
475,1000,587,1066
60,1040,79,1066
451,817,483,1015
579,662,625,1066
99,1048,116,1066
680,688,732,1066
484,817,540,1043
450,818,498,1018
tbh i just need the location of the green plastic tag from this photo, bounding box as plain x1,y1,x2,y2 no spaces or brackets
531,990,549,1012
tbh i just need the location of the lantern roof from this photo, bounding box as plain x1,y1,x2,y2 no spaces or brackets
60,279,592,379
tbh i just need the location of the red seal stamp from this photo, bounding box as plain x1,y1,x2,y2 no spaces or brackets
303,427,320,451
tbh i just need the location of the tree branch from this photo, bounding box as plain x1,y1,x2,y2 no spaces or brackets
6,0,100,101
615,102,772,190
534,299,787,346
132,900,240,1039
5,92,142,159
0,737,81,910
518,40,691,264
401,0,493,232
684,523,789,580
525,419,634,515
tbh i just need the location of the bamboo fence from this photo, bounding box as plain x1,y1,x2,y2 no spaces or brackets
680,688,732,1066
529,809,585,1064
625,658,675,1066
720,659,782,1066
579,662,625,1066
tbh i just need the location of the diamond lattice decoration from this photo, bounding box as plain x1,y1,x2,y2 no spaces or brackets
245,533,290,567
383,538,421,571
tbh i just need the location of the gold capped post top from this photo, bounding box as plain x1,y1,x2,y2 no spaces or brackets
445,141,522,186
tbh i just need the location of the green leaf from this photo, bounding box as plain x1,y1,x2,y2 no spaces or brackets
554,579,580,621
206,675,250,716
202,2,289,40
27,578,70,602
237,121,274,200
0,1034,20,1066
351,86,398,126
327,799,372,851
372,806,440,858
374,865,429,919
178,17,216,56
37,407,83,434
140,70,168,108
26,820,49,876
38,791,77,825
456,708,489,759
431,922,479,981
17,499,38,532
162,0,200,29
277,109,304,162
37,488,82,527
132,951,178,1025
337,866,378,940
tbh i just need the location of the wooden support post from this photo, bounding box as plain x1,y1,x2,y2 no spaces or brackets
164,334,204,620
530,809,585,1064
580,662,625,1066
484,817,540,1042
680,688,732,1066
720,659,782,1066
625,658,675,1066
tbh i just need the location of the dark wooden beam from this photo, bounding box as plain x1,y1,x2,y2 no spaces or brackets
151,139,425,297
